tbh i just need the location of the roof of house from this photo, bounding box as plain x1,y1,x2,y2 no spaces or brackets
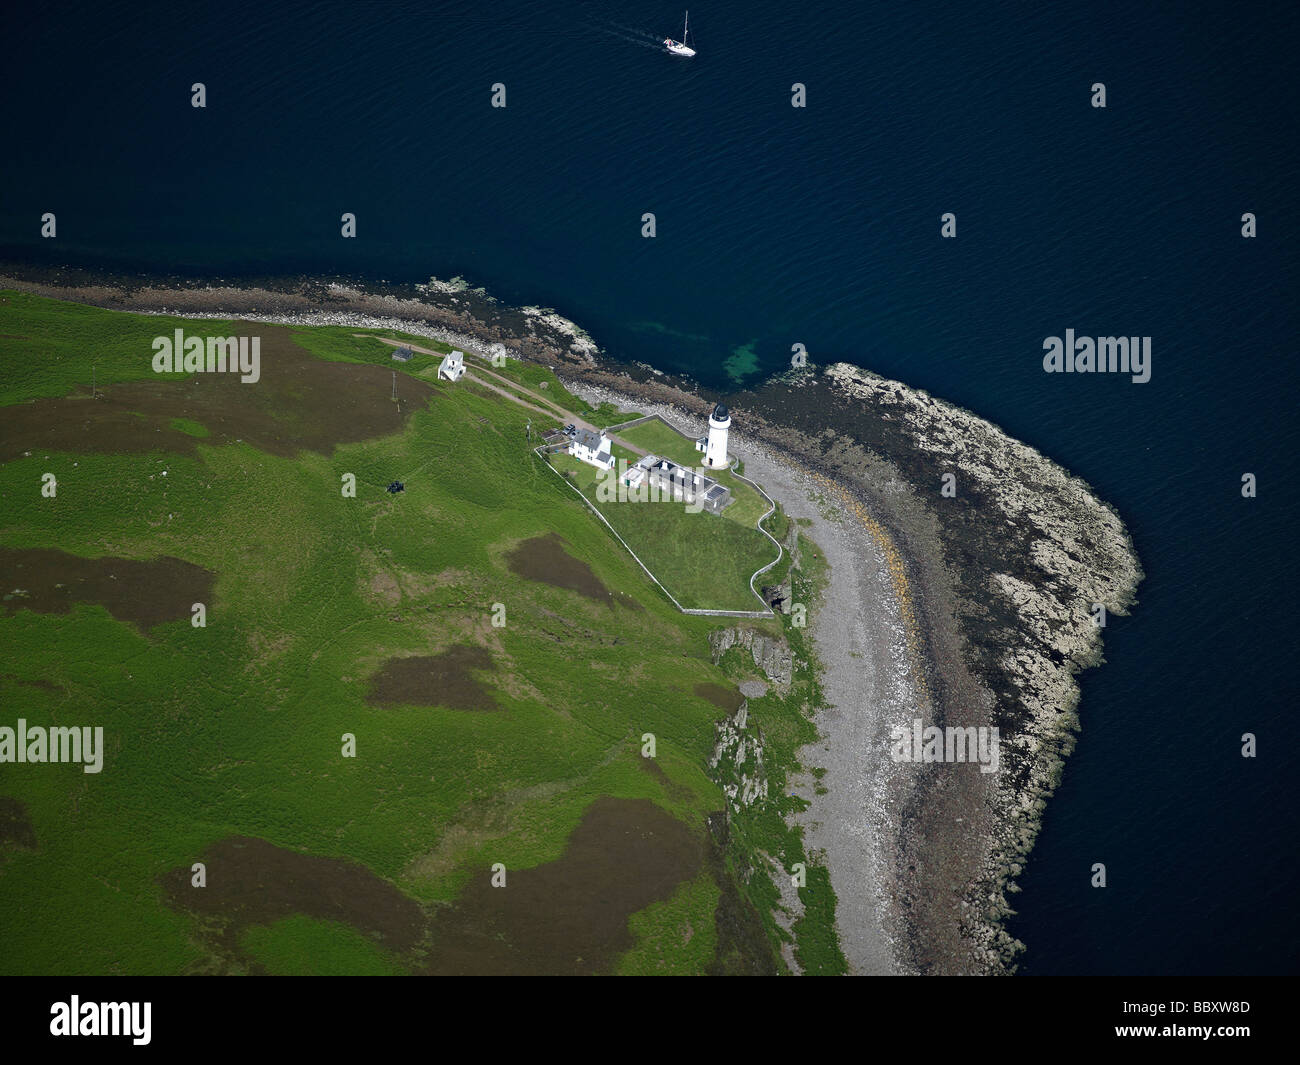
572,427,607,451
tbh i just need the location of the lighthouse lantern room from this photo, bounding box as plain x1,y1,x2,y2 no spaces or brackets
696,402,731,469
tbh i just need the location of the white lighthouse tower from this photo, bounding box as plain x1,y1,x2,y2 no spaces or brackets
696,402,731,469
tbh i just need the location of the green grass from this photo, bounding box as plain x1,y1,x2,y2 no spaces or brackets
242,916,407,975
584,401,642,428
792,863,849,975
616,870,720,974
550,452,777,612
288,325,452,373
0,291,842,975
169,416,209,438
0,290,236,405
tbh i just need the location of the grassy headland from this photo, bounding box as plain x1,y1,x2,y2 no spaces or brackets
0,290,840,974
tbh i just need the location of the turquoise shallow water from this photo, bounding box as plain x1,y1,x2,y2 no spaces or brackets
1,0,1296,973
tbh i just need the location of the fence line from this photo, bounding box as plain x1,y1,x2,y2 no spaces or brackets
599,411,788,610
601,413,660,432
534,445,777,619
730,460,786,608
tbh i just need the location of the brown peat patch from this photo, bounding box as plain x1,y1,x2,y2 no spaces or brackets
366,645,498,710
161,798,702,975
159,835,426,971
693,682,745,714
505,533,611,602
0,797,37,851
0,323,432,464
0,547,213,633
421,796,701,975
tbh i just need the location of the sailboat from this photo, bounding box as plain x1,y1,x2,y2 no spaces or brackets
664,10,696,56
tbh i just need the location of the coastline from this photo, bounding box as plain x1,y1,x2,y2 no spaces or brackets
564,381,911,975
558,360,1142,973
0,267,1143,974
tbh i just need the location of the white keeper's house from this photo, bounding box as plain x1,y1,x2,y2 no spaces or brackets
568,427,615,471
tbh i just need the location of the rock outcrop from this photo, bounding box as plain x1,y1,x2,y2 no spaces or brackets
708,700,770,811
819,362,1143,972
761,581,792,614
708,627,794,688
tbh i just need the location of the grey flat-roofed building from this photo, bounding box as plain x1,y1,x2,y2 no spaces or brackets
636,455,732,514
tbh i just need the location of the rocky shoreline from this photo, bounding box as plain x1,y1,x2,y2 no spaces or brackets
564,378,911,974
804,365,1144,972
1,266,1143,973
0,266,600,368
543,363,1142,973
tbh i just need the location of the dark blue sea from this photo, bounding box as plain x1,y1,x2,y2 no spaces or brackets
2,0,1296,974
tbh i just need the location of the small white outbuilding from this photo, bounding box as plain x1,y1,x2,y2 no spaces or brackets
438,350,465,382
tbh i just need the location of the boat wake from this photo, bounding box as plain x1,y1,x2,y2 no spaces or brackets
592,21,669,52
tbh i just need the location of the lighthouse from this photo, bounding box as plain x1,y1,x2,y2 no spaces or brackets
696,402,731,469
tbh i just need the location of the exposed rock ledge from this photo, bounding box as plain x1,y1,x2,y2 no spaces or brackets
562,358,1143,972
708,627,794,689
709,700,771,812
819,362,1143,972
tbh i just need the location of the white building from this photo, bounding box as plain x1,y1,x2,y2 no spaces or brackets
622,457,650,491
622,454,731,513
696,402,731,469
438,350,465,382
569,427,614,470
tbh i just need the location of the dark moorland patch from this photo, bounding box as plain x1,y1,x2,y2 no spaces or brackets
638,753,694,804
421,796,701,975
505,533,611,602
161,797,704,975
0,547,213,633
366,645,498,710
640,756,671,785
693,682,745,713
0,323,432,463
705,814,779,975
0,674,58,693
159,835,426,971
0,797,37,850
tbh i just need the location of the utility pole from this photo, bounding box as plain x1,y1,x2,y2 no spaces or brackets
391,370,397,402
